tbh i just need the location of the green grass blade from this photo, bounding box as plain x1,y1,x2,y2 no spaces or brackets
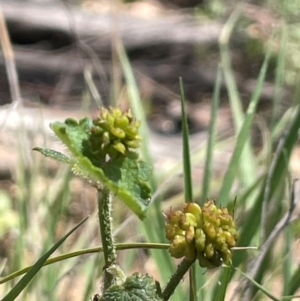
194,65,223,301
0,243,170,284
179,77,193,202
1,216,88,301
240,108,298,245
228,104,300,295
265,105,300,198
218,38,273,206
235,268,280,301
214,265,232,301
272,22,287,127
287,265,300,295
178,78,195,300
219,8,256,191
117,41,183,298
201,64,222,203
219,9,243,130
282,226,292,297
117,41,151,164
209,106,300,294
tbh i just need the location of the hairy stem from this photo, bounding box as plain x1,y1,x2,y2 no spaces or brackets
98,187,117,291
162,258,195,300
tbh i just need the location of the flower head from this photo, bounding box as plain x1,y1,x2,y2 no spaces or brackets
165,199,238,268
86,107,141,163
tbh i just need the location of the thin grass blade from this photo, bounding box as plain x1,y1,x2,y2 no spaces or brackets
117,41,183,298
179,78,195,300
235,268,280,301
218,37,273,206
0,243,170,284
228,105,300,297
282,226,292,297
287,265,300,296
201,64,222,203
179,77,193,202
272,22,287,127
219,8,256,192
213,265,232,301
194,64,223,301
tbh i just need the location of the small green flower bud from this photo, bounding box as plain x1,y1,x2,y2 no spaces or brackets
185,225,195,244
165,223,176,240
219,216,233,226
175,225,185,237
107,112,115,125
131,120,140,128
111,107,122,118
98,121,110,132
224,231,236,247
113,142,126,154
92,126,103,135
215,229,226,246
110,128,126,139
102,131,110,144
228,227,239,240
99,107,108,120
165,224,184,240
179,213,197,230
183,202,202,226
168,210,184,225
195,228,206,251
183,202,201,215
126,109,133,119
205,243,214,258
169,235,186,258
125,140,140,148
165,199,238,267
203,222,216,240
115,116,130,127
220,248,231,262
89,107,143,162
217,208,223,215
204,199,217,213
222,207,229,214
203,212,220,227
125,123,140,137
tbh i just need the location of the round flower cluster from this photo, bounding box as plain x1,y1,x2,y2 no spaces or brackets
89,107,141,161
165,199,238,268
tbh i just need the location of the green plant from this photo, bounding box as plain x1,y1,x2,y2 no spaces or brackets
2,8,300,300
0,102,237,300
28,106,239,300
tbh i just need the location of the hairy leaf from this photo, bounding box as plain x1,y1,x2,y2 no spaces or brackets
35,118,152,219
100,273,162,301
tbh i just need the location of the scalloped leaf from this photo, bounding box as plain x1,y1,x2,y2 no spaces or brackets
50,117,93,157
100,273,163,301
36,118,152,219
74,156,151,219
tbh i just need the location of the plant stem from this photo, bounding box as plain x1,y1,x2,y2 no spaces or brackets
98,187,117,291
162,258,195,300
